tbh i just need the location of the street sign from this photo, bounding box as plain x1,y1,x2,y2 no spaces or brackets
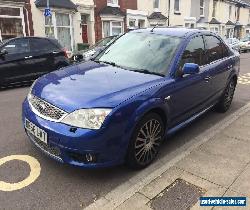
44,8,52,17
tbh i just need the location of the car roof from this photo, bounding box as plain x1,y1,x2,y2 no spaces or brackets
130,27,214,38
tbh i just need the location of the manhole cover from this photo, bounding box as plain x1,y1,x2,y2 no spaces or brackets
150,178,205,210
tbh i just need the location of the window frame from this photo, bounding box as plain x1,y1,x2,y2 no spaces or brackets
107,0,119,7
102,20,124,38
44,12,73,51
200,0,205,17
174,0,181,12
203,35,226,64
176,35,206,77
212,0,217,18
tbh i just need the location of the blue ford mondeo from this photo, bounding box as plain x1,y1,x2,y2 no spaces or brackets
22,28,240,169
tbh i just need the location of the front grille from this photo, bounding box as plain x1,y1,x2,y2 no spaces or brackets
28,94,67,121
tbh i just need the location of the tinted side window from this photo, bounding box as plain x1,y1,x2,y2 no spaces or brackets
3,39,30,54
204,35,224,63
179,35,206,69
30,38,58,52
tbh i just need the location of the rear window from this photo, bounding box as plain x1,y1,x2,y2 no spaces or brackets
30,38,58,52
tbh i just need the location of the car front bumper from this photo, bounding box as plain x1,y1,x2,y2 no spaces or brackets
22,98,128,168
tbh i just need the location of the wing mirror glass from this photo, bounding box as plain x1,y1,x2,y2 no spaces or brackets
72,54,83,62
0,49,8,57
182,63,200,75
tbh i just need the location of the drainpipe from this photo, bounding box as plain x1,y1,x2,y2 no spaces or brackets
24,6,30,36
167,0,170,26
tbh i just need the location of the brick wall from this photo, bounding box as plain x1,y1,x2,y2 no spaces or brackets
94,0,137,41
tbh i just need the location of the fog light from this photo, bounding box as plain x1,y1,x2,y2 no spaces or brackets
86,153,94,162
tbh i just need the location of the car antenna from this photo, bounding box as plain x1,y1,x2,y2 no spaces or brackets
150,24,158,32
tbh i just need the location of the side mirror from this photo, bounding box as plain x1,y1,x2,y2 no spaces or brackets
182,63,200,75
0,49,8,57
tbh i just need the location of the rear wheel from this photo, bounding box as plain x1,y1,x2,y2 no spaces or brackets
126,113,165,169
215,79,236,113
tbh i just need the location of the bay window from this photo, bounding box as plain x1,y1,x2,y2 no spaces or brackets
103,21,123,37
44,13,73,51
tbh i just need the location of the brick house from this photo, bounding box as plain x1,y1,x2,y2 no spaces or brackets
94,0,147,41
0,0,34,41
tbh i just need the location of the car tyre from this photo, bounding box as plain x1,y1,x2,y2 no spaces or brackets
126,113,165,169
215,79,236,113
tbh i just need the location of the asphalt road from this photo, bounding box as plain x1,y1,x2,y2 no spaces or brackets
0,54,250,210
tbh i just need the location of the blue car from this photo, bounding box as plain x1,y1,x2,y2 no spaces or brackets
22,28,240,169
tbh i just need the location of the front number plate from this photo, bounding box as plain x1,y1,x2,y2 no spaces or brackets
25,119,48,144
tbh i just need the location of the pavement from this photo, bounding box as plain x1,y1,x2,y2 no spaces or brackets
85,102,250,210
0,53,250,210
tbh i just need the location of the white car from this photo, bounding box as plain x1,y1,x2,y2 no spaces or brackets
225,38,240,53
239,36,250,52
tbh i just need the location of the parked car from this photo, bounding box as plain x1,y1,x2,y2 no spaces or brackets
23,28,239,169
0,37,69,87
225,38,240,53
71,35,118,63
239,36,250,52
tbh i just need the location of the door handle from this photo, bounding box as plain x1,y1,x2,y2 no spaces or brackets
52,51,60,54
204,76,211,82
24,56,33,59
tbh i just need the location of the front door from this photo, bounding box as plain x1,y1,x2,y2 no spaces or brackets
82,24,88,43
166,35,213,128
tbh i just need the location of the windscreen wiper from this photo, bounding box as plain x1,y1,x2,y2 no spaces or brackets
130,69,165,77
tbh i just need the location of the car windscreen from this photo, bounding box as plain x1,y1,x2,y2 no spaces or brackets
95,32,181,76
92,36,115,49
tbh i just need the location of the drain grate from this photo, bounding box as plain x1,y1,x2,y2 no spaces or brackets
150,178,205,210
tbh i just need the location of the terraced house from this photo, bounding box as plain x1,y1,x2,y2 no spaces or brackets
3,0,250,50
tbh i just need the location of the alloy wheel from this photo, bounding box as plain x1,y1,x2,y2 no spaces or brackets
134,119,162,165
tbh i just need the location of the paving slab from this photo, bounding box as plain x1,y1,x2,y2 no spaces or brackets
139,167,183,199
230,163,250,197
213,190,249,210
175,149,246,187
222,123,250,141
115,193,150,210
198,134,250,163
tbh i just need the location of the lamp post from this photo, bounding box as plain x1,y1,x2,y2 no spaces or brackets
167,0,170,26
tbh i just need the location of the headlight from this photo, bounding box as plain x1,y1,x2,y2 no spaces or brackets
61,109,112,129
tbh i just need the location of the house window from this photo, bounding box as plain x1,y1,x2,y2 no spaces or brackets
138,19,145,28
0,6,24,41
103,21,123,38
236,7,240,21
174,0,180,12
45,13,72,51
107,0,119,7
129,19,136,28
229,5,232,19
45,16,54,37
200,0,205,16
212,0,217,17
153,0,160,9
210,27,219,34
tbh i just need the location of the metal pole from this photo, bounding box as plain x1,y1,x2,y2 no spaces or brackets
47,0,49,8
168,0,170,26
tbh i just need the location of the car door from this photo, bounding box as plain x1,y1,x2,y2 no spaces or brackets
203,35,232,102
0,38,33,85
167,35,213,127
29,38,56,78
